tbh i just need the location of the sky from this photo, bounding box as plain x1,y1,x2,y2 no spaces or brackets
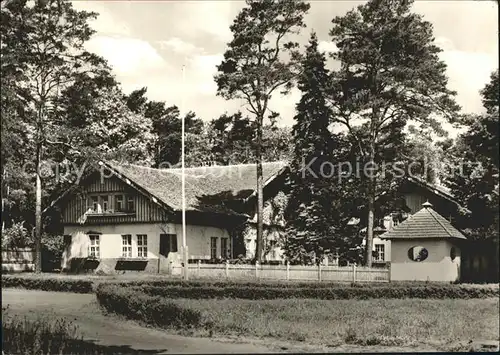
71,0,499,132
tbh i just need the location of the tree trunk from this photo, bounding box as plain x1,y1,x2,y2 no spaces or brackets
365,148,376,268
34,142,43,273
254,115,264,264
1,167,5,233
366,185,374,268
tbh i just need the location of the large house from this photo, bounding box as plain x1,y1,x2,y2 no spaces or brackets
51,160,496,281
52,160,285,273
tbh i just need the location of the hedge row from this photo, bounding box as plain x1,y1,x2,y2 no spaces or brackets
3,274,498,298
96,284,204,329
2,275,93,293
133,284,499,300
117,279,454,289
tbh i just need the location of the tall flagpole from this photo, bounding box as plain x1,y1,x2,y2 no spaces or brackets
181,63,188,280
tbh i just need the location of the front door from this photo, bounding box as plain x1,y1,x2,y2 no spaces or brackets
159,234,177,274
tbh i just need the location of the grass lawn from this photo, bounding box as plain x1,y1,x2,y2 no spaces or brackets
171,297,500,349
3,287,499,352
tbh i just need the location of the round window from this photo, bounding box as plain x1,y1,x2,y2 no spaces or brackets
407,246,429,262
450,247,457,261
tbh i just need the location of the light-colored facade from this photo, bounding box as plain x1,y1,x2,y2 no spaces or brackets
389,239,461,282
62,223,231,273
381,202,465,282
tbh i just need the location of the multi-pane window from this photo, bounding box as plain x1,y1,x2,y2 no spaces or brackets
127,196,135,212
122,234,132,258
115,195,124,212
88,235,100,258
137,235,148,258
220,238,229,259
210,237,218,259
375,244,385,262
100,195,109,212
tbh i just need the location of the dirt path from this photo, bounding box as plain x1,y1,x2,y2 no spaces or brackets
5,288,488,353
2,288,275,354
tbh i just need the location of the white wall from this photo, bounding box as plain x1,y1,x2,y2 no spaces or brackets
62,223,230,269
390,239,461,282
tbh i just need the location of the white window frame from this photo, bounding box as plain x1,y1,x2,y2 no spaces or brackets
210,237,218,259
100,195,109,212
137,234,148,258
115,194,124,212
375,244,385,262
220,237,229,259
127,196,134,212
89,235,100,258
122,234,132,258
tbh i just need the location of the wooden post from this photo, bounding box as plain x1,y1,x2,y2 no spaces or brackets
225,260,229,278
318,263,322,282
352,264,357,283
286,260,290,281
197,259,201,276
255,261,259,279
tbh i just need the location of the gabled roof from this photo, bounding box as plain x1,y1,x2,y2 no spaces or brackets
380,202,466,240
103,160,287,214
404,176,459,206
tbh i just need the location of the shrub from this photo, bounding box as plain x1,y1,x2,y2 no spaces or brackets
1,222,30,249
2,275,93,293
2,310,160,354
130,283,499,300
41,234,66,272
96,284,204,330
2,313,81,355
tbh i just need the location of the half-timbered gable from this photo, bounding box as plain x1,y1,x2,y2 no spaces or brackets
53,160,286,274
62,172,171,226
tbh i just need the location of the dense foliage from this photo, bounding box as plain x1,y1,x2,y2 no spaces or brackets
215,0,310,262
4,274,498,299
2,275,93,293
284,34,362,264
327,0,459,266
1,0,496,271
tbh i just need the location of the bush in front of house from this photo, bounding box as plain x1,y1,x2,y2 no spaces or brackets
131,283,499,300
2,275,93,293
95,283,204,330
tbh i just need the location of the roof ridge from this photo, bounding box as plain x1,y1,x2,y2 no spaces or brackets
109,160,287,171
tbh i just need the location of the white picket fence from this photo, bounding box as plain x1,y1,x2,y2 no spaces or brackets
172,262,390,283
1,248,35,272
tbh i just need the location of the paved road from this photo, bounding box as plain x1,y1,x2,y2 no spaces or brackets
2,288,275,354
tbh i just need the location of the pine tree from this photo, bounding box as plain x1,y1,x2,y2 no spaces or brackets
215,0,310,263
328,0,459,266
284,33,357,264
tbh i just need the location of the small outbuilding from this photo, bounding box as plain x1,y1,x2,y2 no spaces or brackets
380,202,466,282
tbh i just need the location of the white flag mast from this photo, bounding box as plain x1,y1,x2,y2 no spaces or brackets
181,63,188,280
